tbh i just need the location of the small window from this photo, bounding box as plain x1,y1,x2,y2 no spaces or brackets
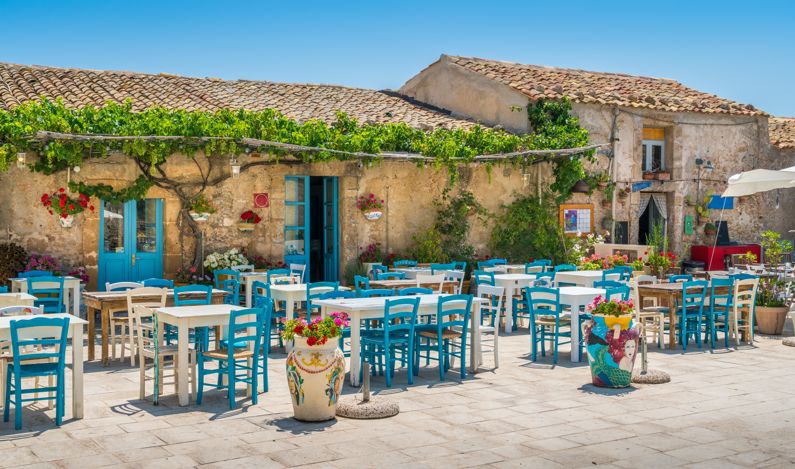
642,128,665,172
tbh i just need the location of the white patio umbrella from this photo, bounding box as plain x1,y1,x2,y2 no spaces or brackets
722,166,795,197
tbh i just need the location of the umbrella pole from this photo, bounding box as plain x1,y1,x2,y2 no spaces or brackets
706,207,727,270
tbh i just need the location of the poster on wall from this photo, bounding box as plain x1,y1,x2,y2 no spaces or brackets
559,204,594,235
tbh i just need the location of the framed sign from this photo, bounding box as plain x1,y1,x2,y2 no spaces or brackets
253,193,270,208
559,203,594,235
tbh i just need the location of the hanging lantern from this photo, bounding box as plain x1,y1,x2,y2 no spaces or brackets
230,156,241,178
571,179,590,193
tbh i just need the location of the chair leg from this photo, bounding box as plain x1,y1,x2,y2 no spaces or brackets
494,330,499,368
196,355,205,405
227,360,236,410
48,375,54,410
55,370,64,426
3,367,10,424
128,317,136,367
14,375,22,430
191,351,198,403
119,323,127,363
139,354,146,400
438,341,445,381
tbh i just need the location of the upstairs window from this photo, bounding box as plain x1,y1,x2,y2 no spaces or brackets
642,127,665,172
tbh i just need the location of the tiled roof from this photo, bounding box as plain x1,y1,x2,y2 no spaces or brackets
447,55,765,117
0,62,476,130
769,117,795,150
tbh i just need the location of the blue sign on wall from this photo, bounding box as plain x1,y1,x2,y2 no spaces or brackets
708,195,734,209
632,181,653,192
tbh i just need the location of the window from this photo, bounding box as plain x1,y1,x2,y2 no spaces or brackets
642,127,666,172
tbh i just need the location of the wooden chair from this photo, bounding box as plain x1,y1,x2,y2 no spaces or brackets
731,278,759,345
444,270,465,295
630,280,665,349
106,281,143,363
416,273,446,293
125,287,168,367
477,285,503,368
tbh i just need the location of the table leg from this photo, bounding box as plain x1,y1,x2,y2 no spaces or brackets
245,278,252,308
101,305,109,366
177,321,190,406
668,293,677,348
71,324,84,419
470,303,481,373
570,301,581,363
285,296,295,321
87,306,96,361
349,314,361,386
503,287,514,334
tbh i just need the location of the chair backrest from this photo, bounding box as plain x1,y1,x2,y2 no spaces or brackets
472,270,495,287
526,286,561,316
173,284,212,306
251,281,272,308
225,308,265,356
444,270,465,294
635,275,657,285
370,264,388,278
525,261,547,273
353,275,370,294
10,316,69,368
28,276,65,314
289,263,306,282
267,268,292,284
213,269,240,289
382,297,419,343
416,273,446,293
437,295,473,335
318,290,357,300
126,287,167,318
0,286,7,293
219,279,241,305
142,278,174,288
132,304,159,356
398,287,433,296
602,268,623,282
0,305,43,316
554,264,577,273
393,259,418,267
710,277,734,307
478,284,505,325
452,261,467,272
490,258,507,266
533,272,555,287
106,281,144,292
18,270,52,279
477,259,498,269
231,264,255,272
604,284,631,302
669,274,693,283
375,272,406,280
733,277,759,313
614,266,633,281
307,282,339,311
681,280,708,312
430,263,455,275
729,272,758,281
358,288,393,298
593,280,626,290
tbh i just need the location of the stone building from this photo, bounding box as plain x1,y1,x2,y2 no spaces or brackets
0,58,792,288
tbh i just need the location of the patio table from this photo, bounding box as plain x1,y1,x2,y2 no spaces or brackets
241,271,268,307
82,289,227,365
369,278,456,294
269,284,349,321
558,286,606,362
0,313,86,419
155,304,254,406
494,273,537,333
0,292,36,308
314,294,486,386
554,270,610,288
486,264,526,274
10,276,82,316
391,267,463,280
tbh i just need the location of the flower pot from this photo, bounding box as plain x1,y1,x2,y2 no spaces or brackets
237,222,256,232
756,306,788,335
363,209,382,221
59,215,74,228
642,172,655,181
656,172,671,181
285,336,346,422
582,314,641,388
601,199,612,208
190,211,210,222
704,229,717,236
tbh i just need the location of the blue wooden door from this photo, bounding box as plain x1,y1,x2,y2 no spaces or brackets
284,176,310,278
98,199,163,289
322,177,339,281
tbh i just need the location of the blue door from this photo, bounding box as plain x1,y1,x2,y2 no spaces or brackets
322,177,339,281
284,176,310,278
98,199,164,289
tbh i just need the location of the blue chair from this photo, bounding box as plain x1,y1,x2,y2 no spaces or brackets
0,286,7,293
306,282,339,319
353,275,370,295
252,281,285,349
393,260,418,268
593,280,626,290
554,264,577,273
602,268,626,282
669,274,693,283
526,286,570,364
472,270,495,287
708,278,733,349
361,297,419,387
370,264,388,278
476,259,497,270
676,280,708,350
604,284,631,302
18,270,52,279
376,272,406,280
534,272,555,287
613,266,633,281
524,261,548,273
196,308,265,409
358,288,393,298
27,276,65,314
214,270,241,305
398,287,433,296
535,259,553,271
729,273,758,281
452,261,467,272
415,295,473,381
142,278,174,288
173,284,213,347
430,263,455,275
4,316,69,429
266,268,292,284
490,258,508,266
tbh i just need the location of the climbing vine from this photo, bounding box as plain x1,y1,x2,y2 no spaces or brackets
68,176,153,204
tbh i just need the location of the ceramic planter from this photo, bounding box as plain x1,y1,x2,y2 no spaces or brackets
190,211,211,222
59,215,74,228
656,172,671,181
756,306,788,335
363,209,382,221
237,222,256,232
286,336,346,422
582,314,641,388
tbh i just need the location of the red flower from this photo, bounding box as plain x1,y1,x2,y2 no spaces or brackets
68,204,75,210
306,336,317,346
58,187,65,193
89,205,95,211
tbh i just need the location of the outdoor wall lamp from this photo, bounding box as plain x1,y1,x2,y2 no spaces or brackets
230,156,241,178
16,152,26,168
695,158,714,172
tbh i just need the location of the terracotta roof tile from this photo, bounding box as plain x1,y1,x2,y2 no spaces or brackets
0,62,476,130
447,55,766,117
769,117,795,150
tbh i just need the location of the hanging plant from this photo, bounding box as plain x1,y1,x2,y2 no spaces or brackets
40,188,94,227
189,195,216,222
357,193,384,220
238,209,262,231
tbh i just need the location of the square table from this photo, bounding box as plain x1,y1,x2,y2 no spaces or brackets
269,284,348,321
0,313,87,419
241,272,269,307
493,273,538,333
554,270,612,288
155,304,254,406
0,293,36,308
369,279,456,294
11,276,82,316
314,294,486,386
558,286,606,362
486,264,527,274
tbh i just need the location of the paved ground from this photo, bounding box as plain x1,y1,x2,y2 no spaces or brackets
1,331,795,468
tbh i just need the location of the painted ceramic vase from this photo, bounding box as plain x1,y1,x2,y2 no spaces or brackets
59,215,74,228
189,211,210,222
582,314,641,388
285,336,346,421
363,209,382,221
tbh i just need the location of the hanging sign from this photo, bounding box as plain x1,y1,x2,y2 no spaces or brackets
632,181,653,192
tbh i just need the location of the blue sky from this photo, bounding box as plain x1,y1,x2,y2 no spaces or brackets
1,0,792,116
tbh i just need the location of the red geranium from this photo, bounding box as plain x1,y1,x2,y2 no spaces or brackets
40,190,93,220
240,210,262,224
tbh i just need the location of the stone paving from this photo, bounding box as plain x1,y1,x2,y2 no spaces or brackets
2,331,795,468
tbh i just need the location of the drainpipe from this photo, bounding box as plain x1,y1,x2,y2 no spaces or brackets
609,107,620,240
385,185,390,254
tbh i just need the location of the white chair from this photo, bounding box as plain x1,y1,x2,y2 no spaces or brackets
0,306,43,405
126,287,168,367
416,274,446,293
231,264,254,272
445,270,465,294
630,280,665,349
106,282,144,363
477,285,503,368
731,278,759,345
289,264,307,283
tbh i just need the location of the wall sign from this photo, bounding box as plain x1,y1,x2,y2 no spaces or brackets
707,195,734,210
253,193,269,208
559,203,594,235
684,215,694,235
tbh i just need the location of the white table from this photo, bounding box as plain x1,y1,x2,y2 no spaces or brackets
0,293,36,308
314,294,486,386
493,274,537,333
11,276,82,315
0,313,86,419
554,270,611,288
241,272,269,307
268,284,348,321
156,304,253,406
558,286,605,362
486,264,526,274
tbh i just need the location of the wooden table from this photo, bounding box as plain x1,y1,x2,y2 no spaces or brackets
369,279,456,294
0,313,87,419
314,294,486,386
82,289,227,365
494,274,538,333
156,304,254,406
10,276,82,315
0,293,36,308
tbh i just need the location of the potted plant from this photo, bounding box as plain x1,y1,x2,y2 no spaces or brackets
357,193,384,220
684,195,695,207
189,195,216,222
25,253,62,275
238,210,262,231
704,222,717,236
203,248,249,272
642,171,655,181
582,296,641,388
617,187,629,200
283,312,349,421
594,171,610,189
40,188,94,228
630,258,646,278
601,182,614,208
358,242,385,278
696,190,714,223
655,170,671,181
755,230,794,335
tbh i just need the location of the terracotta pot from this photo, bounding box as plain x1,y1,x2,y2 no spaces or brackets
286,336,346,421
582,314,641,388
601,199,612,208
656,172,671,181
756,306,788,335
642,172,655,181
